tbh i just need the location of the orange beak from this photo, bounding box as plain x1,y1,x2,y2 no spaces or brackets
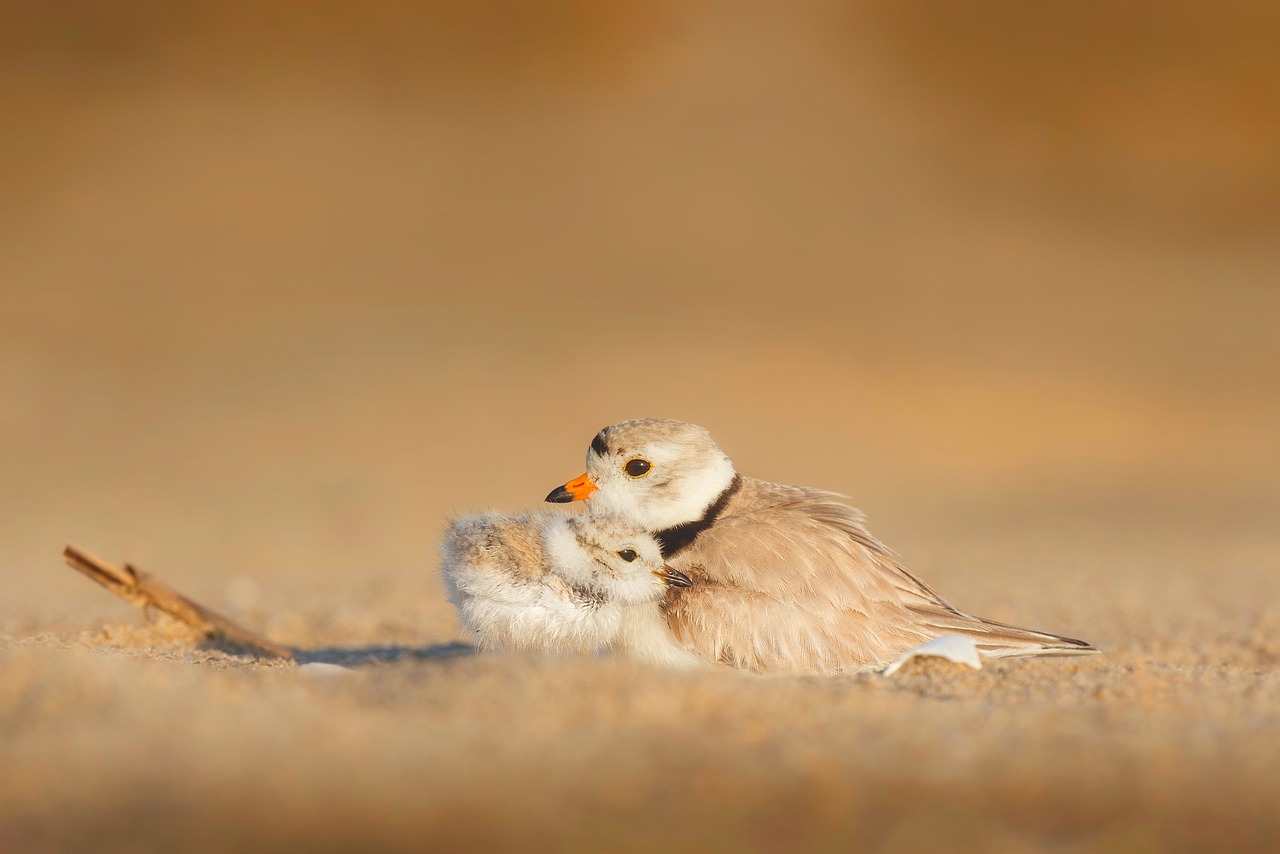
545,473,598,503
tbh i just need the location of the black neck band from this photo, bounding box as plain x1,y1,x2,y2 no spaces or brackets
655,474,742,559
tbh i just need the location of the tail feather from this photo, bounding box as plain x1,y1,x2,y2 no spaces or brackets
909,606,1099,659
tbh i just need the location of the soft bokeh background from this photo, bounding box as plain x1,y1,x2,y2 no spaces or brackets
3,2,1278,851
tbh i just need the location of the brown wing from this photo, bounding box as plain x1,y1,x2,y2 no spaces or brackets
486,513,555,581
443,511,553,582
662,479,1095,672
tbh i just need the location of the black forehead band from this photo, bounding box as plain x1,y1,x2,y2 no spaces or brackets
590,431,609,457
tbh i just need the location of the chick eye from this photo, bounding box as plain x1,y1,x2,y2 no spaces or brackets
623,458,651,478
616,549,638,563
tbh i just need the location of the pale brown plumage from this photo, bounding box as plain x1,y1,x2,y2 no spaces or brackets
550,418,1097,675
659,477,1094,673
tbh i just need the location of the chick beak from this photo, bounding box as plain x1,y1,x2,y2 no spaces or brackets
654,565,693,588
546,473,598,503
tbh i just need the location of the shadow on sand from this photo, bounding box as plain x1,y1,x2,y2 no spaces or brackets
291,642,475,667
191,636,475,667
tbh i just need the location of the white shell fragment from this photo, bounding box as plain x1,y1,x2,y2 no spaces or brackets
881,635,983,677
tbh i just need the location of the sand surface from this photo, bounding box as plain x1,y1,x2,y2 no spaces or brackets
3,2,1279,850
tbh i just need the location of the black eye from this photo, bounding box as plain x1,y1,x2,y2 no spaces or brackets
623,458,651,478
616,549,638,563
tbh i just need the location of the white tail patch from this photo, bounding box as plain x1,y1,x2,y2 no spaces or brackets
298,662,357,678
881,635,983,677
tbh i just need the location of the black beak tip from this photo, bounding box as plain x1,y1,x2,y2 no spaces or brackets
665,568,694,588
545,486,573,504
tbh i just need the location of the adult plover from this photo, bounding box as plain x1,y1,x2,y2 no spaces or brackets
547,418,1096,674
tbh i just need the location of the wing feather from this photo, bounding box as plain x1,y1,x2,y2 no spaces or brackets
663,479,1096,670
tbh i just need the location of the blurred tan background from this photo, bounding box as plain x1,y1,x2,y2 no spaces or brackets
3,2,1279,850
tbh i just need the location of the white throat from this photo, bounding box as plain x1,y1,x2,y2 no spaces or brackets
592,453,737,531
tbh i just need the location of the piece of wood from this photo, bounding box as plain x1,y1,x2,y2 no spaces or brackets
62,544,295,660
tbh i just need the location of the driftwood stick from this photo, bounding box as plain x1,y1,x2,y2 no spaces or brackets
62,544,294,660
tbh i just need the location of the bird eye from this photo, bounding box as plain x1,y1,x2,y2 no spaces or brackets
616,549,638,563
623,458,651,478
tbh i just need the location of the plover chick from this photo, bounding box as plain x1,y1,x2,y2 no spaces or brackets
547,418,1097,674
441,511,703,669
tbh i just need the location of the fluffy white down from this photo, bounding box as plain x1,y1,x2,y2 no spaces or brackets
441,515,619,654
608,604,705,670
456,583,625,654
441,513,702,668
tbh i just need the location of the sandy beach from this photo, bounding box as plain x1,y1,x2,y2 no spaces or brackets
3,2,1279,850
